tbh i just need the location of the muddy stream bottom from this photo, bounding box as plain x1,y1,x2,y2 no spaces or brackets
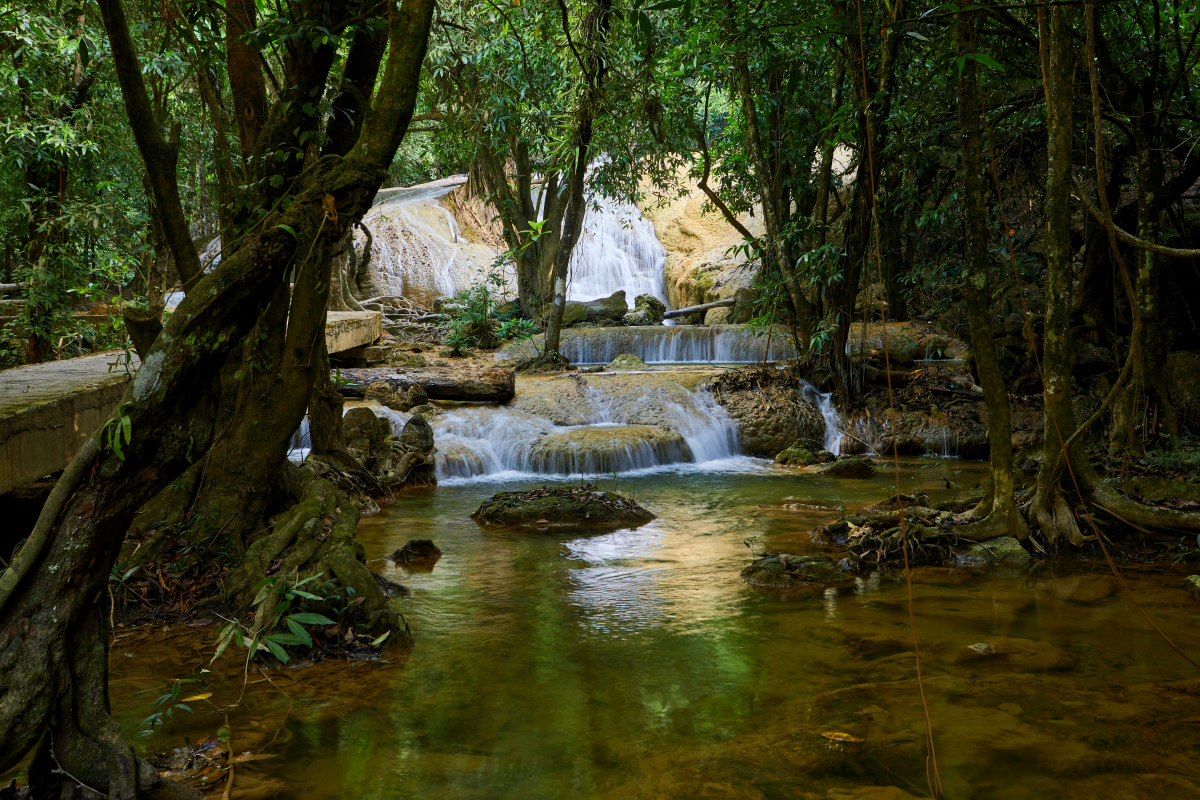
10,458,1200,799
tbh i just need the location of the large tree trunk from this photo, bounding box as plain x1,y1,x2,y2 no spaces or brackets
956,9,1027,540
1032,4,1086,546
0,0,435,792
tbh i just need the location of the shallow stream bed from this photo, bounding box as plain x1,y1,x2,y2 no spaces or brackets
40,457,1200,799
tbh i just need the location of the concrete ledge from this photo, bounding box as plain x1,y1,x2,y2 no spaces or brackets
0,351,137,495
326,311,383,353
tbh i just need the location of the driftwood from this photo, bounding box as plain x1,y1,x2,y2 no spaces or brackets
663,298,735,319
338,365,516,402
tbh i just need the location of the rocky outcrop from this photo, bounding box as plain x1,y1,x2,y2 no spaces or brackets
340,365,515,402
709,383,825,458
365,381,428,411
625,293,666,326
740,553,848,588
542,290,631,328
527,425,691,474
638,175,763,313
472,485,655,529
311,406,437,506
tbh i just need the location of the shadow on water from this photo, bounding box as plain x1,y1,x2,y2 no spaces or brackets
9,458,1200,799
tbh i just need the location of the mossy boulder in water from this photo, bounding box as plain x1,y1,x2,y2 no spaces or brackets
741,553,847,588
608,353,648,370
391,539,442,564
953,536,1030,564
815,455,876,478
625,294,666,326
472,485,655,529
1186,575,1200,603
775,443,818,466
586,290,629,322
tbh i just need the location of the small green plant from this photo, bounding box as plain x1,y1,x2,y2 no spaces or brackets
98,402,133,460
496,317,538,342
138,679,194,741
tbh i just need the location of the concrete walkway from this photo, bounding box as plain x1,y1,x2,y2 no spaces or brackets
0,351,138,494
0,311,383,495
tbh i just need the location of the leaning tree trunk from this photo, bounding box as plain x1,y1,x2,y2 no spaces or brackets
0,0,435,794
955,8,1027,540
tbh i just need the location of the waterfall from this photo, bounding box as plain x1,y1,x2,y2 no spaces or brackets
799,380,845,456
566,195,667,305
433,386,740,482
356,178,512,309
545,326,798,365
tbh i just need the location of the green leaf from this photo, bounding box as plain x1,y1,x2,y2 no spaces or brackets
264,638,290,663
276,224,298,239
288,612,336,626
286,617,314,647
646,0,683,8
371,630,390,647
906,31,929,42
969,52,1004,71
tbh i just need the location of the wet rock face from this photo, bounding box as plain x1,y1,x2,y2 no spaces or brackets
741,553,848,588
711,384,825,457
954,537,1030,564
1186,575,1200,604
399,413,435,452
472,485,655,529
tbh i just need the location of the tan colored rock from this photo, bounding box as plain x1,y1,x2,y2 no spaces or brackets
639,176,764,312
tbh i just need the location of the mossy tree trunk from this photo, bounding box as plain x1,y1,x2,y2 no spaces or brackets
955,8,1027,540
0,1,435,795
1032,4,1087,545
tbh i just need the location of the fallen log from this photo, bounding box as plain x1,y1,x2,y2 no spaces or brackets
663,298,735,319
337,365,515,402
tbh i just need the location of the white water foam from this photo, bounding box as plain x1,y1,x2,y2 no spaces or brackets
566,194,667,305
433,386,740,482
798,380,845,455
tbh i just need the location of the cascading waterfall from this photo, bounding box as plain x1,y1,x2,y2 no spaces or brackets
798,380,845,456
551,327,798,365
434,386,739,482
566,194,667,305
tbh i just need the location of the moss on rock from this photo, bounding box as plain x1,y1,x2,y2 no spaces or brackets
775,443,818,466
740,553,848,588
472,484,655,529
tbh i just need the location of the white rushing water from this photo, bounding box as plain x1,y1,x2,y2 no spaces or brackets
565,194,667,305
433,386,740,482
553,327,798,365
799,380,845,456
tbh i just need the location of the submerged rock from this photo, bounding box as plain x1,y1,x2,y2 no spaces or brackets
815,455,877,478
608,353,648,370
472,485,655,529
1186,575,1200,603
391,539,442,564
740,553,848,588
953,537,1030,564
775,443,818,467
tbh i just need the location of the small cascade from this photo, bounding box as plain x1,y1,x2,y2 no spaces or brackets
551,326,798,365
566,195,667,305
798,381,845,456
433,386,740,482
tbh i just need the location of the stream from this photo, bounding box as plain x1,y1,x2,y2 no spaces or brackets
80,452,1200,799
